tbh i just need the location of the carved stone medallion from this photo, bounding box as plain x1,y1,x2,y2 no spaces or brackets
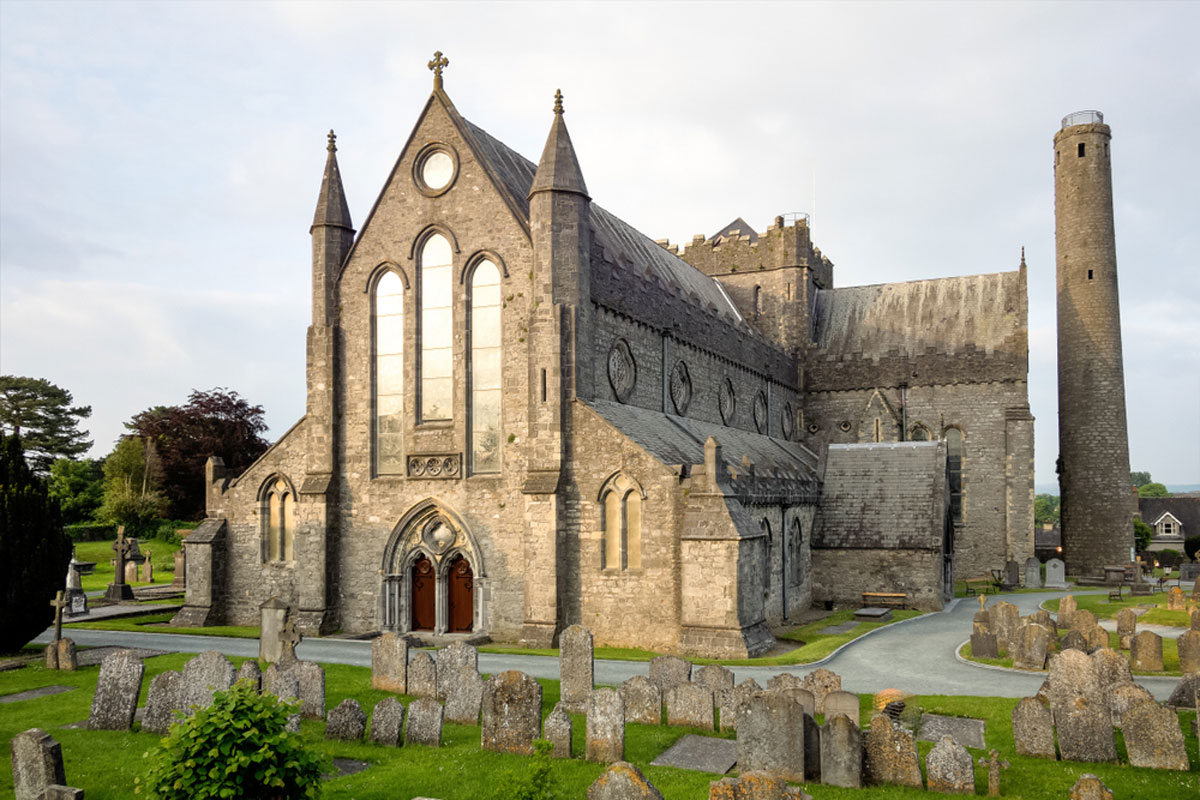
782,402,795,440
422,519,456,555
607,339,636,403
407,454,461,479
753,391,768,434
719,377,736,425
669,360,692,416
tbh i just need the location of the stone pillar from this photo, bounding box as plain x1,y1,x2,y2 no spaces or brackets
259,597,289,663
1005,404,1035,563
171,519,225,627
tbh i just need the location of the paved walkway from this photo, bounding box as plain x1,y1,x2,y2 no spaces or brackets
33,588,1184,702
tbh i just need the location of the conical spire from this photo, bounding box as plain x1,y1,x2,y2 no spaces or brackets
312,130,353,232
529,90,589,199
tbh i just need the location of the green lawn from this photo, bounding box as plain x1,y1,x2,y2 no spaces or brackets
1,655,1193,799
65,611,259,639
73,537,183,594
1044,593,1193,627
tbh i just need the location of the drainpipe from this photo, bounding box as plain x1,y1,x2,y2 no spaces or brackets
900,383,908,441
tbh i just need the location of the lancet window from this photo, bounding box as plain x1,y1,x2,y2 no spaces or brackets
374,269,405,474
469,260,502,473
420,234,453,421
945,427,964,523
601,473,643,570
262,477,295,563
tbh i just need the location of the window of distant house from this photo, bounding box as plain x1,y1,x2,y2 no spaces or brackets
470,260,502,473
420,234,454,421
602,473,642,570
263,477,295,563
1163,521,1174,535
945,427,964,524
374,270,405,474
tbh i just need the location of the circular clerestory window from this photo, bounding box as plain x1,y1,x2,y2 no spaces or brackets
414,144,458,196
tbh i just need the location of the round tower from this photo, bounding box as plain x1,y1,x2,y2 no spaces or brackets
1054,110,1133,575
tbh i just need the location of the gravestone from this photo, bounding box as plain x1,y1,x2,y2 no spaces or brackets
1166,672,1200,708
1060,630,1088,652
180,650,235,712
917,714,986,750
665,683,714,730
586,688,625,763
862,714,921,788
10,728,67,800
236,659,261,690
405,697,444,747
1056,695,1116,762
1193,608,1200,632
1071,608,1097,633
648,655,692,691
585,762,664,800
1116,608,1137,649
925,735,974,794
259,597,289,663
987,601,1020,655
1056,594,1076,628
820,713,862,788
64,554,87,617
141,670,182,735
708,773,810,800
1048,649,1102,716
621,675,662,725
444,671,484,724
44,787,84,800
171,548,186,588
1068,774,1114,800
970,620,999,659
1108,682,1155,726
265,671,300,733
325,698,366,741
262,661,292,698
370,697,405,746
1120,699,1189,770
1166,586,1185,611
1045,558,1066,588
408,651,438,698
437,641,479,697
1024,556,1041,588
88,649,144,730
1011,697,1055,758
737,691,805,782
1082,623,1108,651
125,561,139,584
978,750,1009,798
1012,622,1053,670
544,703,572,758
1090,648,1131,691
1130,630,1163,671
371,631,407,693
46,592,67,670
692,664,734,703
104,526,135,602
278,616,302,664
776,687,815,717
55,639,76,672
481,670,542,754
799,668,841,714
1176,629,1200,673
297,661,326,719
1027,608,1054,629
1003,560,1020,589
649,735,738,775
718,677,760,732
559,624,594,713
823,690,859,726
765,673,802,692
141,550,153,583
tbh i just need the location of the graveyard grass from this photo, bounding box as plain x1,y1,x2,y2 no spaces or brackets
65,611,260,639
72,538,184,594
960,631,1182,675
1044,593,1193,627
2,655,1194,799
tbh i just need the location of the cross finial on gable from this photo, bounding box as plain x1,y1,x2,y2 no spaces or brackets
327,129,336,153
554,89,564,116
428,50,449,90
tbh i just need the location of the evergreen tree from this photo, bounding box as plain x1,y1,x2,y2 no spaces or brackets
0,376,92,474
0,431,73,653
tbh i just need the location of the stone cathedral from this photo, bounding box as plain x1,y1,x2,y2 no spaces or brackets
175,58,1034,657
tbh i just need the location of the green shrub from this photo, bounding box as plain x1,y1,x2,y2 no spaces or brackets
1184,536,1200,562
138,681,325,800
492,739,558,800
64,522,117,542
1156,549,1183,568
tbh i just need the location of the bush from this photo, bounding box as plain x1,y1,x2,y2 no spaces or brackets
1185,536,1200,563
138,681,324,800
64,522,117,542
1156,549,1183,568
491,739,557,800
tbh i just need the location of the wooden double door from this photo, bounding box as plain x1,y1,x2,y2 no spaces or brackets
410,554,474,632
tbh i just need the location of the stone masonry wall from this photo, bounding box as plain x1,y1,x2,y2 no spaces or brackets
810,548,944,611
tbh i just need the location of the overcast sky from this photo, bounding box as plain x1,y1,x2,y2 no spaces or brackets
2,0,1197,488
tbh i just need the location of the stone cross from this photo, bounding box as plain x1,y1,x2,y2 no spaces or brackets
49,591,66,642
113,526,131,584
978,749,1009,797
978,594,987,612
279,616,302,663
428,50,449,90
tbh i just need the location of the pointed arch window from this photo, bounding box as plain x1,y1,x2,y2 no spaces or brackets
760,518,772,591
470,260,502,473
945,427,964,523
601,473,643,570
262,477,296,563
374,270,405,474
420,234,453,421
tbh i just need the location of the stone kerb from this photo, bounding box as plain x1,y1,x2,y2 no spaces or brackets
370,697,406,747
88,649,144,730
863,714,922,788
1119,699,1189,770
371,632,407,693
10,728,66,800
481,670,542,755
180,650,235,713
648,655,692,692
925,735,974,794
560,624,594,713
586,688,625,763
141,671,183,735
621,675,662,725
665,683,714,730
737,691,805,782
820,713,862,788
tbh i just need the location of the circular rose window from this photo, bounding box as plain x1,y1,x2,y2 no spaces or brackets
414,144,458,195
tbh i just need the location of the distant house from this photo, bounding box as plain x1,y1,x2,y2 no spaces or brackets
1035,522,1062,562
1137,497,1200,552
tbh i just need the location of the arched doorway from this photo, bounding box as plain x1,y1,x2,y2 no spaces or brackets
447,554,474,632
411,554,436,631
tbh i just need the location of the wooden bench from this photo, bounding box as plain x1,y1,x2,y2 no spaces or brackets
964,577,994,596
861,592,907,609
1108,584,1124,602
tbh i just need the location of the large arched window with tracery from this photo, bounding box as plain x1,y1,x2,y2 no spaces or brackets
262,477,295,563
374,270,405,474
470,260,502,473
420,234,453,421
601,473,643,570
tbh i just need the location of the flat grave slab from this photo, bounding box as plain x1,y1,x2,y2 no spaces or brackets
854,607,892,622
650,734,737,774
329,758,370,778
917,713,986,749
0,685,75,704
821,621,859,634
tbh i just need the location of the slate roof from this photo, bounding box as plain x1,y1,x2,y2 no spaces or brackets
814,441,947,550
1139,496,1200,538
811,271,1025,359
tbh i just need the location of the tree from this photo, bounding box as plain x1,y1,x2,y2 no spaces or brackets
97,436,167,536
1133,518,1153,552
0,432,73,653
48,458,104,524
126,388,269,520
1138,482,1170,498
1034,494,1060,525
0,376,92,474
1130,470,1152,488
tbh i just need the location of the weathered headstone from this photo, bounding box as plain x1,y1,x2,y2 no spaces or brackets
1108,681,1155,726
665,683,714,730
141,550,153,583
1090,648,1131,691
586,688,625,763
265,670,300,733
823,690,859,726
1166,672,1200,708
1012,622,1053,670
1082,621,1108,651
1003,559,1020,588
648,655,692,691
171,547,186,588
1119,699,1189,770
977,750,1009,798
970,620,1000,659
820,712,862,788
371,631,407,693
64,552,87,617
544,703,572,758
1011,697,1055,758
621,675,662,725
10,728,66,800
1056,594,1076,628
925,735,974,794
55,639,76,672
1166,586,1185,611
765,673,803,692
180,650,235,712
325,698,366,741
258,597,289,663
862,714,922,788
737,691,805,782
1176,629,1200,673
481,670,542,754
1044,558,1066,589
405,697,443,747
46,592,67,670
1060,629,1088,652
987,601,1020,655
445,671,484,724
297,660,326,719
437,641,479,695
1056,694,1116,762
87,649,144,730
1070,608,1097,633
1130,630,1163,671
236,659,262,690
408,650,438,698
649,734,738,774
1192,608,1200,632
917,714,986,750
708,772,810,800
104,525,135,602
718,677,760,732
1115,608,1137,649
278,615,302,664
1027,608,1054,629
1068,774,1113,800
124,560,139,584
141,670,183,735
560,624,594,713
799,668,841,714
776,687,815,717
586,762,664,800
1024,556,1041,588
370,697,405,746
692,664,735,704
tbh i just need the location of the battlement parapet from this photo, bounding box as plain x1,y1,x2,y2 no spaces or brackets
660,215,834,288
804,343,1027,392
